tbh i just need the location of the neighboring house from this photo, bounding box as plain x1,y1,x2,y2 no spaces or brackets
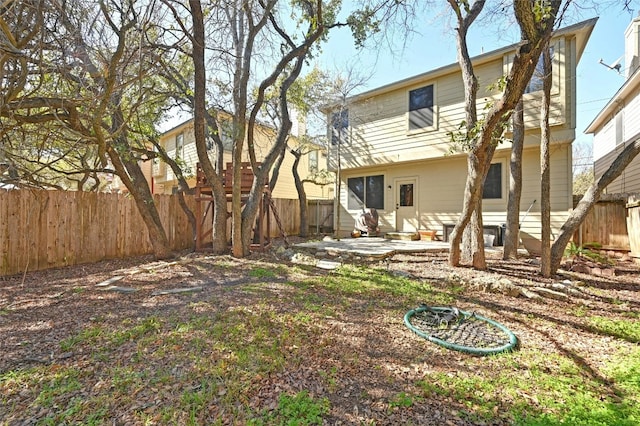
325,18,597,241
586,16,640,194
152,114,330,200
108,157,153,193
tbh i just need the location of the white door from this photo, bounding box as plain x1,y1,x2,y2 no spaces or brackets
395,178,418,232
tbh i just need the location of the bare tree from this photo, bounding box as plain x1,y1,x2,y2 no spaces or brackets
287,137,332,238
446,0,568,269
446,0,486,268
1,0,175,258
188,0,228,254
288,63,371,239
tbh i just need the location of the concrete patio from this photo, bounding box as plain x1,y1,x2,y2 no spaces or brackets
294,236,481,258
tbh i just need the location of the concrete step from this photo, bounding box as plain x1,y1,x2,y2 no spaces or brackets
385,232,420,241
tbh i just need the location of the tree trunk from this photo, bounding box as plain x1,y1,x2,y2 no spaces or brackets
461,207,486,269
540,46,553,277
107,145,173,259
335,134,342,240
449,144,494,266
447,0,483,266
290,149,309,237
269,144,287,192
550,134,640,274
151,141,197,250
189,0,227,254
237,5,324,255
504,98,524,259
448,1,562,268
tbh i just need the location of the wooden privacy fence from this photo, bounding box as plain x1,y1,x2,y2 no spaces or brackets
572,193,639,252
308,199,334,234
0,190,195,276
266,198,300,237
627,195,640,257
195,198,301,246
0,190,307,276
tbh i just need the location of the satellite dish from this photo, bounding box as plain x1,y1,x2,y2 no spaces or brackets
599,56,623,74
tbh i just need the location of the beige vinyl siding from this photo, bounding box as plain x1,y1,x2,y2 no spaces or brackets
156,120,328,199
333,37,572,171
591,74,640,193
330,20,593,239
160,124,196,184
593,119,616,161
505,37,568,130
270,149,326,199
591,86,640,162
335,144,573,239
338,61,504,170
595,142,640,194
625,84,640,137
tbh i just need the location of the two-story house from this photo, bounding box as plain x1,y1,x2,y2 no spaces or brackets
326,18,596,241
587,15,640,194
153,114,330,200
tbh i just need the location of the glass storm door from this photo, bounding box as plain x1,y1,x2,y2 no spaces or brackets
395,178,418,232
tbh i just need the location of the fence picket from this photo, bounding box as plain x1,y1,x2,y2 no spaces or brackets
0,190,312,276
573,194,636,251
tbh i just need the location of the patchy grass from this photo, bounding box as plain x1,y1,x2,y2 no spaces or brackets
248,391,330,425
417,348,640,425
1,259,639,424
587,316,640,343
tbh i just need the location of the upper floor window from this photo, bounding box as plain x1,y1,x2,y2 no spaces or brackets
347,174,384,210
525,46,555,94
331,109,349,145
152,144,159,164
483,163,502,199
409,84,434,130
220,121,234,151
308,149,318,173
175,132,184,159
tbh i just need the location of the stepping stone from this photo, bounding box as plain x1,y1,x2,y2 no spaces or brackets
96,276,125,287
101,286,137,293
151,287,203,296
316,260,341,270
533,287,569,301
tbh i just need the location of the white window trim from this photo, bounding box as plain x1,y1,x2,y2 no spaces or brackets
175,132,184,159
482,160,507,203
345,174,386,211
406,82,438,135
503,39,562,98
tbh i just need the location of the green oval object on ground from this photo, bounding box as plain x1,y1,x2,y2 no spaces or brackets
404,306,518,355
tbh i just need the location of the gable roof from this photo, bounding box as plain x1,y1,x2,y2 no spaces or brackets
323,17,597,110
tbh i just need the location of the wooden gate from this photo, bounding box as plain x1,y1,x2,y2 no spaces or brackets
627,194,640,257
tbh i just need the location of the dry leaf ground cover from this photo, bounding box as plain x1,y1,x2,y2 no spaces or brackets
1,239,639,425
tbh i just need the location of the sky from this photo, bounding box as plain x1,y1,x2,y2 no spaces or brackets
312,3,638,167
158,3,636,169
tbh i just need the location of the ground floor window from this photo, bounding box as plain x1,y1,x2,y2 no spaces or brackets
347,175,384,210
483,163,502,199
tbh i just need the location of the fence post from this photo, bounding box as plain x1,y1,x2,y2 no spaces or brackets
627,194,640,258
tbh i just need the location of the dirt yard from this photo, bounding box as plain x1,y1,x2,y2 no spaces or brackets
1,238,638,424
